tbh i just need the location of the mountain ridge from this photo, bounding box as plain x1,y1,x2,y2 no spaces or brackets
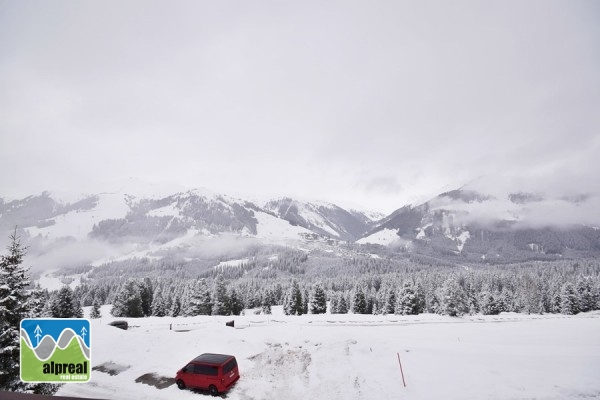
2,185,600,267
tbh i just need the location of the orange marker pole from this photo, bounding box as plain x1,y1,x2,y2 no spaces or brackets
397,352,406,387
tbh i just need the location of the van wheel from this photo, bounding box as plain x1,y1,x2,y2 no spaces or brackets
209,385,218,396
176,380,185,390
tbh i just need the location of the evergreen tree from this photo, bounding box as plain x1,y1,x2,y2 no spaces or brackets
111,279,144,317
384,289,396,315
50,286,83,318
329,292,340,314
302,288,309,315
577,277,596,313
310,282,327,314
282,292,292,315
28,285,48,318
339,294,349,314
188,279,212,316
551,288,562,313
170,296,182,317
283,280,303,315
414,281,427,314
293,282,303,316
365,288,375,315
212,274,230,316
439,277,467,317
352,286,367,314
395,282,419,315
151,289,167,317
560,282,580,315
227,288,244,316
90,300,102,319
139,278,154,317
163,293,173,315
261,289,274,314
479,290,500,315
0,232,60,394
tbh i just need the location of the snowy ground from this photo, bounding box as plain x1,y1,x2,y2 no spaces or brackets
56,306,600,400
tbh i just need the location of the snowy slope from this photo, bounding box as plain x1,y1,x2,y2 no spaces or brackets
25,193,130,241
251,211,315,242
57,308,600,400
356,228,402,246
264,198,375,241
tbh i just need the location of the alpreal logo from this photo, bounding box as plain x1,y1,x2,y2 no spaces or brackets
20,318,91,383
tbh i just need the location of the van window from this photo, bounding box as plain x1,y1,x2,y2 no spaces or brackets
223,359,237,374
195,365,218,376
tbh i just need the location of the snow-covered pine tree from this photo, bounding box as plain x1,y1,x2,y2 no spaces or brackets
90,300,102,319
384,289,396,315
338,293,349,314
414,281,427,314
395,282,417,315
227,288,244,316
577,277,596,313
170,296,182,317
329,292,340,314
111,279,144,317
293,283,304,316
188,279,212,316
139,278,153,317
551,287,562,313
310,282,327,314
212,274,230,316
151,289,167,317
282,292,292,315
302,288,309,315
439,277,468,317
365,287,375,314
560,282,580,315
479,289,500,315
283,280,303,315
28,285,49,318
261,289,273,314
352,286,367,314
50,285,83,318
0,232,60,395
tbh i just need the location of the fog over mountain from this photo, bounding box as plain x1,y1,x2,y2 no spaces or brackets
2,180,599,274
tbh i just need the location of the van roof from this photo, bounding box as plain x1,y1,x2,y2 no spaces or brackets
192,353,234,365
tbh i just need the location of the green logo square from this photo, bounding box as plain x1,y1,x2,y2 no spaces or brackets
20,318,91,383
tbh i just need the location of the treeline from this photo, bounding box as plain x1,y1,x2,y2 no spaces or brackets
67,260,600,318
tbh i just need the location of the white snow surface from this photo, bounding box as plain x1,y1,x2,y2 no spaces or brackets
147,202,182,218
356,228,400,245
36,270,83,291
298,205,340,237
26,193,130,241
252,211,314,242
57,308,600,400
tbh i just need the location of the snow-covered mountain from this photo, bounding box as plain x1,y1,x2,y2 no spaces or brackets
0,188,382,268
263,197,376,242
2,183,600,268
359,187,600,262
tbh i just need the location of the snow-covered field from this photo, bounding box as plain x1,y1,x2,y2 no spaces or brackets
57,306,600,400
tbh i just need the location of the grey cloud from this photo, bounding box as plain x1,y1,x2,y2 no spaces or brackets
1,1,599,213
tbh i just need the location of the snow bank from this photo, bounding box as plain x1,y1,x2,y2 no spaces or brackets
56,310,600,400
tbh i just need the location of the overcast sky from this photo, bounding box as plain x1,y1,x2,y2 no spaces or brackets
1,1,599,213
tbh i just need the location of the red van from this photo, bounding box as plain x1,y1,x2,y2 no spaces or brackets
175,353,240,396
